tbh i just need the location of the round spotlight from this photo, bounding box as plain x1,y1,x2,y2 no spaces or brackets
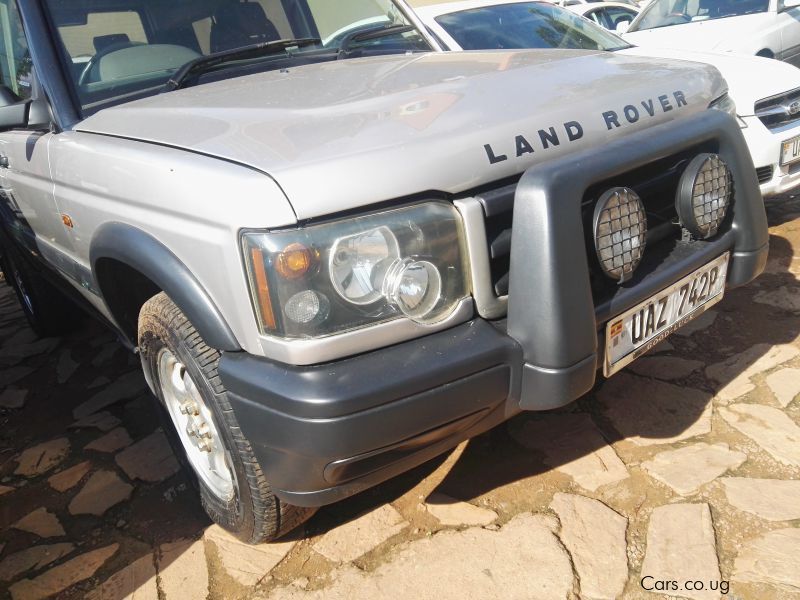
676,153,732,239
593,187,647,283
383,259,442,321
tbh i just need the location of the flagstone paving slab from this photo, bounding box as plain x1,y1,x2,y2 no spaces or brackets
0,543,74,582
721,478,800,521
640,503,721,600
73,371,148,419
14,438,70,477
205,525,296,587
9,543,118,600
12,508,66,538
508,413,628,491
269,514,574,600
69,470,134,516
424,493,498,527
766,367,800,407
85,427,133,453
627,356,704,381
314,505,408,563
159,538,209,600
719,403,800,467
0,388,27,409
70,411,122,432
597,374,712,446
550,493,628,600
48,461,92,492
641,443,747,496
733,528,800,592
115,430,180,483
86,554,158,600
706,344,800,403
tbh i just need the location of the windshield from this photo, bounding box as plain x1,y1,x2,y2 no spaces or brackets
630,0,769,30
433,2,631,51
43,0,430,116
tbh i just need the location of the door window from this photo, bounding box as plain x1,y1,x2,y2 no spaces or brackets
0,0,32,100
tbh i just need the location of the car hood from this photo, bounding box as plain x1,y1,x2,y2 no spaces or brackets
624,13,774,53
78,50,724,220
619,46,800,114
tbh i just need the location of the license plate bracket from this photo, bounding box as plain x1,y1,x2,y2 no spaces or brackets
781,135,800,166
604,253,730,377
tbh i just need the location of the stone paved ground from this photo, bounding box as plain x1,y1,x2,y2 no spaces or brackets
1,195,799,600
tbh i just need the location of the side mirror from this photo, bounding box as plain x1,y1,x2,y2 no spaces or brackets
615,21,631,33
781,0,800,10
0,86,49,132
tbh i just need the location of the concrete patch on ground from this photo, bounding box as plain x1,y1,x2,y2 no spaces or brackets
719,403,800,467
314,505,408,563
509,413,628,491
597,374,712,446
9,543,118,600
14,438,70,477
721,478,800,521
706,344,800,403
425,493,498,527
641,443,747,496
550,493,628,600
640,503,720,600
205,524,296,587
269,514,574,600
733,528,800,592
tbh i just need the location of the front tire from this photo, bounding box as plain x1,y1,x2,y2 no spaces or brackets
138,292,314,543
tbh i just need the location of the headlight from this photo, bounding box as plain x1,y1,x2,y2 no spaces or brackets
243,203,469,339
593,187,647,283
709,93,747,128
676,153,732,239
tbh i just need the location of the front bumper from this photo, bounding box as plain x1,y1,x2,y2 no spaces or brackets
219,111,768,508
740,115,800,197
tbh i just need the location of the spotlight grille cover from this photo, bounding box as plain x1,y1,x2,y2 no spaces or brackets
678,153,732,239
593,187,647,282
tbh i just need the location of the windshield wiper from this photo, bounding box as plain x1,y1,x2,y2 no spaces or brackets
162,38,321,93
338,24,416,56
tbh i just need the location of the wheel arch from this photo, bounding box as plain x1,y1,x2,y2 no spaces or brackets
90,223,240,352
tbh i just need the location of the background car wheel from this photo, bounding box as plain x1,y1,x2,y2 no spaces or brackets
138,292,315,543
756,49,775,59
1,244,82,337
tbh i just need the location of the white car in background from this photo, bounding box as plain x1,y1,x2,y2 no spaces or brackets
623,0,800,65
566,1,641,29
414,0,800,197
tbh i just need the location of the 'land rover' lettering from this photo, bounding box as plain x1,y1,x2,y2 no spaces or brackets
486,91,689,164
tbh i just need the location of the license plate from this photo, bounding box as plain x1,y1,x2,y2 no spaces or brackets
604,253,729,377
782,135,800,166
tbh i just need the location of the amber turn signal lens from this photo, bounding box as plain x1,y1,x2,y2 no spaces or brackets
249,247,277,331
276,243,315,280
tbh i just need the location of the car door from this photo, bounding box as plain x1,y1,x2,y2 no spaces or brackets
776,0,800,66
0,0,76,278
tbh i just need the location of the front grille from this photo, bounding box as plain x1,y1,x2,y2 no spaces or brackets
467,142,720,317
756,165,774,184
755,87,800,129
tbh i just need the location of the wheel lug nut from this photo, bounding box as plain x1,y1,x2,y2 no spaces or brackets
198,440,213,453
197,423,211,439
180,402,199,416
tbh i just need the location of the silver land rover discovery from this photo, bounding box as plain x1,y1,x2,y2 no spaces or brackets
0,0,768,542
